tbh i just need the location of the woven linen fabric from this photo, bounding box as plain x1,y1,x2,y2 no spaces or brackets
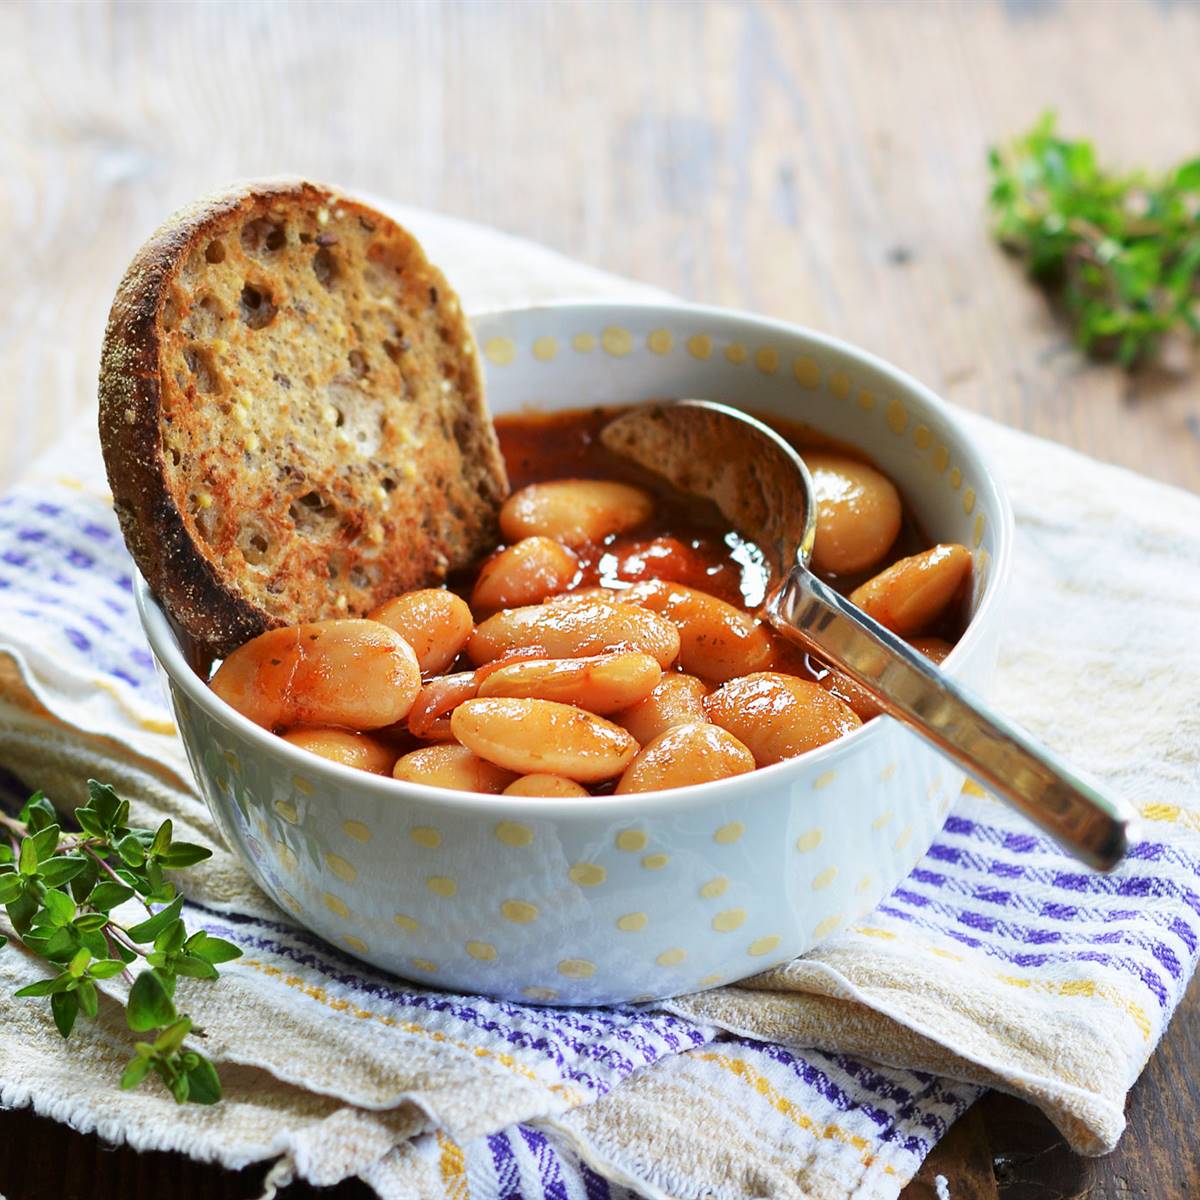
0,206,1198,1200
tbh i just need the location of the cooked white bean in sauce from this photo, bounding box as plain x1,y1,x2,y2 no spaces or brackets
477,653,662,714
281,727,398,775
393,743,517,793
210,407,971,795
451,697,638,782
613,672,710,745
503,773,590,797
211,620,420,730
500,479,653,547
471,536,579,613
369,589,474,676
615,721,755,793
468,601,680,669
804,452,902,576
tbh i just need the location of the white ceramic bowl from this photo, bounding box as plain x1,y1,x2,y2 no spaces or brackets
137,300,1012,1006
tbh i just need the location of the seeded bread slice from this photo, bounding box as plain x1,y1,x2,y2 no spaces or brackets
99,180,508,657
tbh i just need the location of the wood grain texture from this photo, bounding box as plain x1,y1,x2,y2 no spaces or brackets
1,0,1199,1197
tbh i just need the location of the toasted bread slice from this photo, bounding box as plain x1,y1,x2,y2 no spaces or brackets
99,180,507,657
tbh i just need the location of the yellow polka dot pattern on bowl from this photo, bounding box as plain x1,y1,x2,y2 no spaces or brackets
572,332,596,353
484,337,516,365
602,326,632,357
700,876,729,899
796,829,822,853
814,913,843,939
812,867,838,891
615,829,647,852
647,329,673,355
558,958,595,979
656,948,687,967
495,821,533,847
524,986,559,1002
394,914,420,933
747,935,780,957
427,876,457,897
725,342,748,365
641,853,669,870
466,940,497,961
714,821,744,845
755,347,779,374
323,892,349,919
793,356,820,388
532,335,558,361
569,863,606,887
274,798,299,824
617,912,648,932
687,334,712,360
712,907,746,932
409,826,441,849
342,820,371,844
325,853,357,883
500,900,539,924
341,934,368,954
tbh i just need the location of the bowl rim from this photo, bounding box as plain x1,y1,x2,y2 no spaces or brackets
137,298,1015,820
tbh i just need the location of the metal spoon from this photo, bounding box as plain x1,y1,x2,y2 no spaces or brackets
602,399,1134,870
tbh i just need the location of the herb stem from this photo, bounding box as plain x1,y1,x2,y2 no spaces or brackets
83,846,155,914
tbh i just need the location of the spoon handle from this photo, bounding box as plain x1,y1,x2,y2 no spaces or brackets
768,566,1135,871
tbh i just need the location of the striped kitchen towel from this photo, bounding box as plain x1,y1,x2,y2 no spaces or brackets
1,206,1198,1198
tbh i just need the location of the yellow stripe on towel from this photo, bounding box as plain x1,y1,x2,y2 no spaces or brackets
241,959,584,1104
437,1131,470,1200
694,1051,898,1177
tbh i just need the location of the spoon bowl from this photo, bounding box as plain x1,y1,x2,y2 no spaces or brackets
603,399,1135,871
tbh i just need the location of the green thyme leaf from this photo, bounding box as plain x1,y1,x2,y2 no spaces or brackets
127,969,177,1031
120,1055,154,1090
88,880,135,911
40,856,87,887
125,896,184,944
51,990,79,1038
184,1055,222,1105
158,843,212,869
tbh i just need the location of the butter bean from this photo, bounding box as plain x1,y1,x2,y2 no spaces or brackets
615,721,755,793
281,728,397,775
613,672,709,744
910,636,954,665
471,537,579,613
621,580,774,682
451,697,638,782
468,601,680,668
804,452,902,576
407,671,479,739
478,653,662,714
392,743,517,793
500,479,653,547
850,544,972,636
369,589,473,675
211,620,420,731
705,671,861,765
503,774,590,797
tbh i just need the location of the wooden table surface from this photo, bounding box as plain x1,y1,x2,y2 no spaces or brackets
2,1,1198,1197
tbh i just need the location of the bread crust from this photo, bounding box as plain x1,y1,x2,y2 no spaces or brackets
99,180,507,657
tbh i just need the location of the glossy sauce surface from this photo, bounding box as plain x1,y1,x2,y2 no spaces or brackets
482,406,963,659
